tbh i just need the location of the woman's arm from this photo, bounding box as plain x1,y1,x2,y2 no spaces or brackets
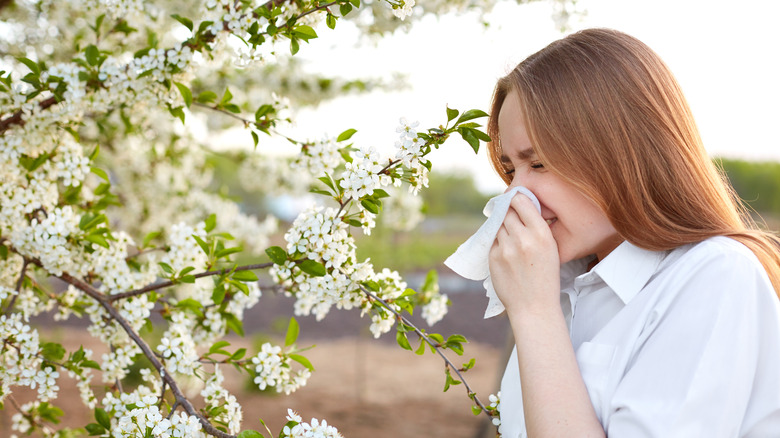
490,194,605,437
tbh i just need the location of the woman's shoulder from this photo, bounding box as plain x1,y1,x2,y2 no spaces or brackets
670,235,763,271
659,235,774,303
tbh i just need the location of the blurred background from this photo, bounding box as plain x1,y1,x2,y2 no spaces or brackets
5,0,779,436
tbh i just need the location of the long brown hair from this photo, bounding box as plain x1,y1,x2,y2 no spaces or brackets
487,28,780,294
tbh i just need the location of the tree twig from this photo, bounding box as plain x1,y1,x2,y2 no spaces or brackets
57,271,236,438
3,257,29,315
357,283,492,417
108,262,273,302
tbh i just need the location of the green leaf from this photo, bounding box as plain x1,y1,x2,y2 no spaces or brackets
471,405,482,416
88,144,99,160
179,266,195,275
349,0,360,6
41,342,66,361
79,213,107,231
373,188,390,199
91,166,110,182
255,104,274,120
458,127,480,154
455,109,489,125
289,353,314,371
361,280,380,292
90,14,106,34
337,128,357,142
113,19,137,35
211,286,226,305
171,14,194,32
265,246,288,264
192,234,210,256
447,334,468,344
197,90,217,104
158,262,174,274
215,246,242,259
174,82,192,108
85,234,109,248
299,259,326,277
446,107,459,122
85,423,105,436
95,408,111,430
360,198,380,214
326,13,337,29
81,359,101,370
85,44,100,67
176,298,204,317
285,317,299,346
209,340,231,355
292,25,317,42
170,106,185,124
290,37,300,55
232,270,258,282
238,430,264,438
224,312,244,336
396,331,412,351
415,338,426,355
220,87,233,105
340,2,353,16
204,213,217,233
142,231,161,248
16,57,40,75
38,402,63,423
231,348,247,361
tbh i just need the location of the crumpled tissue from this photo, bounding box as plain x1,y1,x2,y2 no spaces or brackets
444,186,541,318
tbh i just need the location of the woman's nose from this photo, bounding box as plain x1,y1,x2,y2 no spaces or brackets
504,173,529,194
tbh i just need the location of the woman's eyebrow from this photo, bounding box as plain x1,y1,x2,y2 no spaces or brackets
515,147,536,160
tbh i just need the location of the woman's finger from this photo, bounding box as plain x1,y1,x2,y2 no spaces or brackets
509,193,546,229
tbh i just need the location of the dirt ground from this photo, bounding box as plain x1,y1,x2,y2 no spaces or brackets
1,279,511,438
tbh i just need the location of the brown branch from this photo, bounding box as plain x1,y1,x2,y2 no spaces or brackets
57,271,235,438
3,257,29,315
108,262,273,302
0,96,58,134
357,283,492,418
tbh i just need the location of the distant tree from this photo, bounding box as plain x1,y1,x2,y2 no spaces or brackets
718,158,780,215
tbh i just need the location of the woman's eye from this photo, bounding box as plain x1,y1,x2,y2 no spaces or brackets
504,168,515,175
530,162,545,169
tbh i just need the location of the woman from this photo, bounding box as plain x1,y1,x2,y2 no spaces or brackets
487,28,780,437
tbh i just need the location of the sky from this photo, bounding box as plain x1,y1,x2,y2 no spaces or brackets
285,0,780,194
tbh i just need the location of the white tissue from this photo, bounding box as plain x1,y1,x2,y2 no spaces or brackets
444,186,541,319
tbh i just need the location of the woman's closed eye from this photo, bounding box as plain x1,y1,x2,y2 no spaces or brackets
530,161,544,169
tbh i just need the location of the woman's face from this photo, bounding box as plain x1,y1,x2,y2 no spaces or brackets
497,91,622,264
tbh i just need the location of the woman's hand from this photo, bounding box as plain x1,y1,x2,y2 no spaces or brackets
489,193,561,317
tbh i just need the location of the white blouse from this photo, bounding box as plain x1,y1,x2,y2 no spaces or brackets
499,236,780,437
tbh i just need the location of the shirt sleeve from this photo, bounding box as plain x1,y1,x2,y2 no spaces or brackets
605,240,780,437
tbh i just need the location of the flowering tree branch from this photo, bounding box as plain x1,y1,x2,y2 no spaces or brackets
358,283,492,417
108,262,274,302
56,270,236,438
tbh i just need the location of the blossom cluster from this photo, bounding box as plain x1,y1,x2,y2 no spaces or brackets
251,343,311,395
0,314,53,404
283,409,343,438
389,0,417,20
201,366,243,434
489,392,502,428
114,394,204,438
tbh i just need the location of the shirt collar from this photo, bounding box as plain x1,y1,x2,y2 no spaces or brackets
588,241,667,304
